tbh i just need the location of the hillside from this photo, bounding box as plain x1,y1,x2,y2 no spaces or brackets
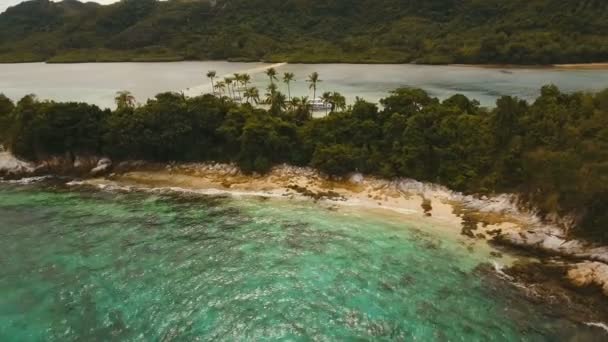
1,0,608,64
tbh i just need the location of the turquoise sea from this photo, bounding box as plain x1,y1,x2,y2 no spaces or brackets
0,182,600,341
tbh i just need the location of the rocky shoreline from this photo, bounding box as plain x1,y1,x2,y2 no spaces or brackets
2,152,608,303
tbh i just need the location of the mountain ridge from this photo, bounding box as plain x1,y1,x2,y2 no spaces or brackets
1,0,608,64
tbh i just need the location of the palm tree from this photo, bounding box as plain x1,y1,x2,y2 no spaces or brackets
215,81,226,97
265,67,278,84
244,87,260,104
292,96,312,123
266,83,278,98
269,92,287,114
307,72,321,101
240,73,252,103
115,90,136,109
274,92,287,111
282,72,295,101
179,91,188,102
265,85,286,114
289,96,301,110
331,92,346,112
321,91,332,115
206,70,217,96
224,77,234,100
233,73,244,102
241,73,252,88
299,96,311,112
265,83,278,104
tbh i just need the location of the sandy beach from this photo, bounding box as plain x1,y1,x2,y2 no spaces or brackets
78,162,531,245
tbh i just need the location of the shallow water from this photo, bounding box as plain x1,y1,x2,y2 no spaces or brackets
1,62,608,108
0,182,601,340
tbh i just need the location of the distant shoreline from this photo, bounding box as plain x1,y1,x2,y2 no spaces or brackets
451,63,608,70
2,58,608,69
552,63,608,70
283,61,608,69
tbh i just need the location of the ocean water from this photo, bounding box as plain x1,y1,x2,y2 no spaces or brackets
0,183,599,341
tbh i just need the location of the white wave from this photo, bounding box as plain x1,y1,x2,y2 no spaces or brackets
585,322,608,333
492,261,514,281
1,175,53,184
183,62,288,97
332,197,419,216
156,186,287,199
67,181,294,201
65,180,86,186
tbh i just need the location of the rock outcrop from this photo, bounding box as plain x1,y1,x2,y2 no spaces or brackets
91,158,112,175
0,151,34,178
0,149,112,179
568,262,608,296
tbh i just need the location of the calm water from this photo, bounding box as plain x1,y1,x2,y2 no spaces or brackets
1,62,608,108
0,182,600,340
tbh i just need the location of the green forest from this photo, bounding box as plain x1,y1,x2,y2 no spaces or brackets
1,79,607,241
1,0,608,64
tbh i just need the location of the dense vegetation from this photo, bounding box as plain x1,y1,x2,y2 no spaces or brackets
1,81,607,241
2,0,608,64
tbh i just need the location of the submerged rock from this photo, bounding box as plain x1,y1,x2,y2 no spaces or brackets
479,260,608,330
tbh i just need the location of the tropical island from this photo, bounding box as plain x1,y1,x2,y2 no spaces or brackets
4,1,608,339
1,0,608,64
2,66,608,335
1,66,607,244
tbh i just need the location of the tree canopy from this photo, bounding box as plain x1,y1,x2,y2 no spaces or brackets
1,85,607,241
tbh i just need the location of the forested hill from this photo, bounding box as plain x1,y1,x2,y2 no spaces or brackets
1,0,608,64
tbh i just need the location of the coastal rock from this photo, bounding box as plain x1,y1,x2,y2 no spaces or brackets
349,173,364,184
585,246,608,264
73,156,84,168
0,151,35,178
91,158,112,175
74,156,105,173
494,226,608,267
567,262,608,296
541,234,568,250
496,230,548,248
498,260,608,328
114,160,150,173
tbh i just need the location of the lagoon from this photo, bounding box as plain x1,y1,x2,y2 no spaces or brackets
0,182,601,340
1,62,608,109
